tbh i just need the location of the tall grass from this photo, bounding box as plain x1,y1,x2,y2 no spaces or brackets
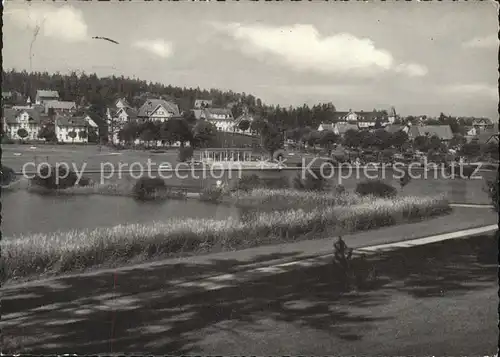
1,195,450,283
231,188,371,210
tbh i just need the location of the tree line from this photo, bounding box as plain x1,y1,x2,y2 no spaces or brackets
2,70,343,130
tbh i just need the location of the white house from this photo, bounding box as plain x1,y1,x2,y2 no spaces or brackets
137,99,180,123
2,108,44,140
202,108,235,132
35,90,60,105
55,115,98,143
327,109,389,128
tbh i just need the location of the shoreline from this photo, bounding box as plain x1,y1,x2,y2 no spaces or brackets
1,193,450,284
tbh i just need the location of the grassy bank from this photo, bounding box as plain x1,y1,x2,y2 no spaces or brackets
1,194,450,283
26,182,189,199
230,188,371,210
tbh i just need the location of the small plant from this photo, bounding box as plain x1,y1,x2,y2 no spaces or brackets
355,180,397,198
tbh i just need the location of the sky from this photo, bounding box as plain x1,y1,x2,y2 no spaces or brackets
3,1,499,119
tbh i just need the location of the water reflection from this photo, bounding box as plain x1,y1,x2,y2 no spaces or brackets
1,190,238,237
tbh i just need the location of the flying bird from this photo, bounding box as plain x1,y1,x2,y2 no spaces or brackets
92,36,119,44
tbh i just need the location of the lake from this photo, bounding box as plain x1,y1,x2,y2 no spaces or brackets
1,144,494,237
2,169,492,237
1,190,238,237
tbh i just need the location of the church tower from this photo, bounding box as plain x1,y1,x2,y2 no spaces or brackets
388,106,397,124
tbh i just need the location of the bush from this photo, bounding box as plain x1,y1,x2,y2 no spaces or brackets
133,177,167,200
178,146,194,162
355,180,397,198
30,166,83,189
0,165,16,185
291,169,329,191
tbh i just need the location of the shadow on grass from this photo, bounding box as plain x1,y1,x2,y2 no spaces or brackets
1,232,497,354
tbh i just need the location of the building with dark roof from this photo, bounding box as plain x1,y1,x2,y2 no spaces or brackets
44,100,77,114
408,125,454,141
137,99,180,122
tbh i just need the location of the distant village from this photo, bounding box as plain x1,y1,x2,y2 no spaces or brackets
1,88,498,156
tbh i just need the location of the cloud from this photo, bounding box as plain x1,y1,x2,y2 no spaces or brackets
463,35,499,49
441,83,497,98
133,39,173,58
395,63,428,77
210,22,427,77
6,4,88,42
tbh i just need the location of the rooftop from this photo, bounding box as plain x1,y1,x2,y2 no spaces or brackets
45,101,77,110
36,90,60,98
137,99,180,117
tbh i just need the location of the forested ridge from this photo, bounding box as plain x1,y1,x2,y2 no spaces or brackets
2,70,341,130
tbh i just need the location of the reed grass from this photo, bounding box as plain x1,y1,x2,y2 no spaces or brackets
1,194,450,283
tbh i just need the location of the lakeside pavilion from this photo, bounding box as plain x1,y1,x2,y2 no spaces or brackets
199,148,259,162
